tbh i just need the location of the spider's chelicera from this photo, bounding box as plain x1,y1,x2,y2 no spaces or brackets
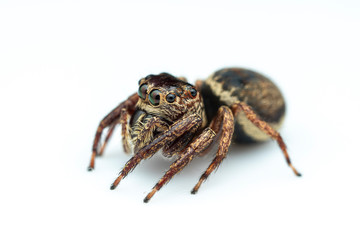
88,68,301,203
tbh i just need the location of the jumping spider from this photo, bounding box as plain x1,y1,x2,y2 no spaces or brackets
88,68,301,203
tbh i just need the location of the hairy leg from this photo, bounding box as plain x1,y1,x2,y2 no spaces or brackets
231,101,301,176
191,106,234,194
144,127,216,203
162,124,199,158
110,114,203,190
88,92,138,171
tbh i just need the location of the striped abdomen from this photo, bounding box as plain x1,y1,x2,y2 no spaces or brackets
201,68,286,143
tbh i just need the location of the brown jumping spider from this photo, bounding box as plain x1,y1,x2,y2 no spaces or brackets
88,68,301,203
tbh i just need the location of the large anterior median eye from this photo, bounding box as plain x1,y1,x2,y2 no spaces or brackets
149,89,161,106
138,84,148,99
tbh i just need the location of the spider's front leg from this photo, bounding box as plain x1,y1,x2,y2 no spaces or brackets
110,114,203,190
144,106,235,202
161,123,200,158
88,93,138,171
144,127,216,202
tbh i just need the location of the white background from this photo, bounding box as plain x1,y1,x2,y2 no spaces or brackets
1,0,359,239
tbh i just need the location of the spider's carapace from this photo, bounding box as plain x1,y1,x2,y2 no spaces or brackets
88,68,301,203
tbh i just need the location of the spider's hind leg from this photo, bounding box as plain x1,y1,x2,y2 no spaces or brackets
231,101,301,177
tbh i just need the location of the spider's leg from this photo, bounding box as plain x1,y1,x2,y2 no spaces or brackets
110,114,202,190
88,92,138,171
191,106,234,194
231,101,301,177
99,107,133,155
162,126,198,158
89,106,122,171
98,123,117,156
144,127,216,203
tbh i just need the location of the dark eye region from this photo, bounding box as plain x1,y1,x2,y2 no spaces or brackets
166,93,176,103
190,88,197,97
138,84,148,99
149,89,161,106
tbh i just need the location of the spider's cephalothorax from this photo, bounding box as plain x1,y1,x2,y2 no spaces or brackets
130,73,207,154
88,68,301,203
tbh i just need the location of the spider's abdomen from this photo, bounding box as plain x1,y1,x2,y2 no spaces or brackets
200,68,286,143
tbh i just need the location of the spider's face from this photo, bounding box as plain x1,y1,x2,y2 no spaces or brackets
136,73,202,122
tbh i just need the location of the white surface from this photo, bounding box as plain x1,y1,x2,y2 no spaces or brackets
1,1,359,239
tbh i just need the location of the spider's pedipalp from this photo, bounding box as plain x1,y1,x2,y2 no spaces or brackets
132,116,169,154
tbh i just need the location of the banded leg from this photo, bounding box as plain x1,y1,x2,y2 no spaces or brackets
231,101,301,177
110,114,202,190
88,92,138,171
191,106,234,194
144,127,216,203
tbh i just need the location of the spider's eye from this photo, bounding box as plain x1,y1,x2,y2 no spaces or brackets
138,84,148,99
166,93,176,103
149,89,161,106
190,88,197,97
